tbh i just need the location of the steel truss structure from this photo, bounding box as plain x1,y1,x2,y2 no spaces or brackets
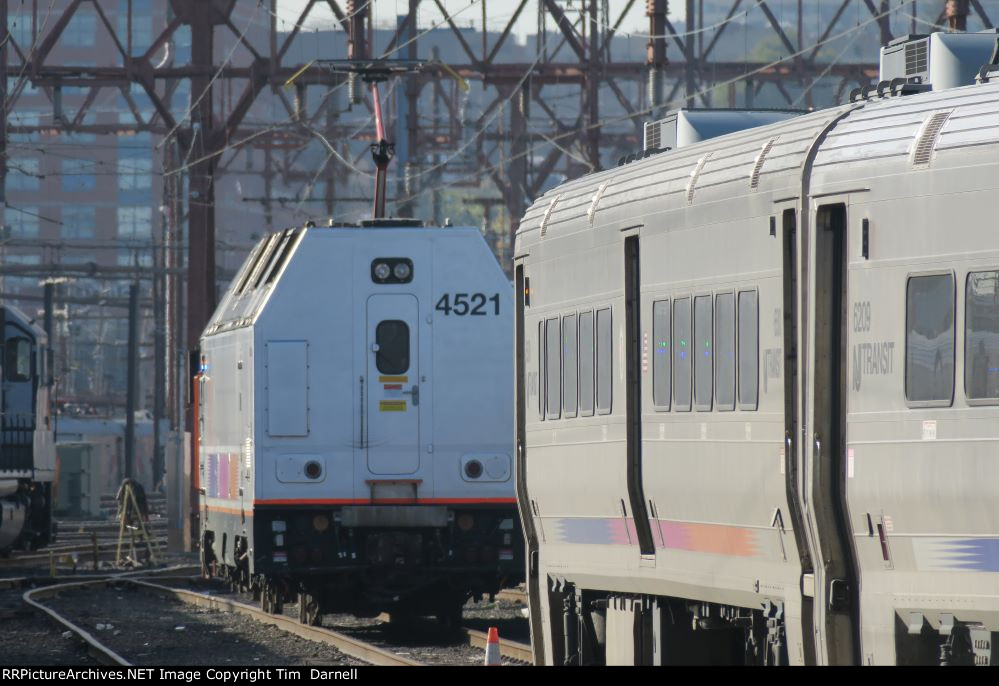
1,0,995,423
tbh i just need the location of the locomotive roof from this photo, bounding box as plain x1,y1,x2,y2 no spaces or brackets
202,223,482,338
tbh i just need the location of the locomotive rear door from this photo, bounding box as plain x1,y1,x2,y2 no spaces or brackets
365,294,421,475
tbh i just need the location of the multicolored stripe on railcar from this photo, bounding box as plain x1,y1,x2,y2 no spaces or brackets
544,516,765,558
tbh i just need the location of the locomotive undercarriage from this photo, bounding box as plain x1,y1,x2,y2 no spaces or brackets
547,579,789,666
0,481,54,554
201,506,522,626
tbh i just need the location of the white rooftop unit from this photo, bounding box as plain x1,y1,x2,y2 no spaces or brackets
642,109,804,153
880,31,999,91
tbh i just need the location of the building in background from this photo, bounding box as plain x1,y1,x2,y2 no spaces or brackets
3,0,989,426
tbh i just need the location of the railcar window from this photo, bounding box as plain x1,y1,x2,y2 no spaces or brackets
673,298,692,411
965,271,999,400
716,293,736,411
694,296,713,411
4,337,32,382
596,308,613,414
652,300,671,410
538,321,545,420
375,320,410,375
738,291,759,409
562,314,578,417
905,274,955,404
546,318,561,419
579,311,595,416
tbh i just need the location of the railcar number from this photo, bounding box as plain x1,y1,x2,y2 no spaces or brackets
853,301,871,332
435,293,501,316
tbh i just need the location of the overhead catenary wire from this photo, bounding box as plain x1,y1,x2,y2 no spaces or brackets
389,0,920,209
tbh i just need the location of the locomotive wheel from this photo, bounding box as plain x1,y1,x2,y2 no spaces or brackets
435,600,464,630
262,583,284,615
298,592,322,626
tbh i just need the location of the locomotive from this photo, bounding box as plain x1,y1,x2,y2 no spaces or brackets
515,30,999,665
197,219,521,624
0,303,55,554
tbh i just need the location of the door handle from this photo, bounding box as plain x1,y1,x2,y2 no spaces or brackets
402,384,419,406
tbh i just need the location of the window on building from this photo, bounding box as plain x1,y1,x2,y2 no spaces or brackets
694,295,713,410
118,157,153,191
673,298,692,411
5,254,40,292
117,207,153,240
738,290,759,409
61,159,97,192
715,292,736,411
9,12,34,48
7,207,40,238
62,254,97,265
965,271,999,400
63,7,97,47
62,206,96,240
596,307,612,415
117,249,153,267
375,320,409,374
8,158,40,191
562,314,578,418
545,318,561,420
579,311,595,417
8,111,39,143
653,299,671,410
906,273,955,404
117,8,153,54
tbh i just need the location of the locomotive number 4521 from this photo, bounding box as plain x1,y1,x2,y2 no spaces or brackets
435,293,501,316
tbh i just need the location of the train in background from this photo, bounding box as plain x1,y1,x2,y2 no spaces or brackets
0,304,55,553
516,30,999,665
197,218,522,625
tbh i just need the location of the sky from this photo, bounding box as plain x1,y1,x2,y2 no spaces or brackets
274,0,681,42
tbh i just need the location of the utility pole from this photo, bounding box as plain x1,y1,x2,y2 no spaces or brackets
125,282,139,481
0,0,7,248
185,3,219,352
647,0,668,120
946,0,970,31
685,0,696,106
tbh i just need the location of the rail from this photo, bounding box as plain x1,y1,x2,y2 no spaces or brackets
22,573,423,667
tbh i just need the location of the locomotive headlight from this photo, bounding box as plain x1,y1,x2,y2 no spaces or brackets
393,262,411,280
304,460,322,480
464,459,483,479
374,262,391,280
313,515,330,533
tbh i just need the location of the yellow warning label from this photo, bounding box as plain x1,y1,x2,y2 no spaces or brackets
379,400,407,412
379,375,408,383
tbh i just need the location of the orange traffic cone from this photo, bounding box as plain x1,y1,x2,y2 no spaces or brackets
484,626,502,666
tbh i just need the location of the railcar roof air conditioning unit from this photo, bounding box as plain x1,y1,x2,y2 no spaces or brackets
642,109,804,154
880,30,999,91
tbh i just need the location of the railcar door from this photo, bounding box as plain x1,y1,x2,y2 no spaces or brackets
366,294,421,475
805,201,861,664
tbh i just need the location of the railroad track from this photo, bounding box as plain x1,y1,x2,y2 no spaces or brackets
0,538,168,571
463,627,533,663
24,576,423,667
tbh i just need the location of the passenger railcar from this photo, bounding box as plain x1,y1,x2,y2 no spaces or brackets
198,219,521,624
0,304,55,553
516,31,999,666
